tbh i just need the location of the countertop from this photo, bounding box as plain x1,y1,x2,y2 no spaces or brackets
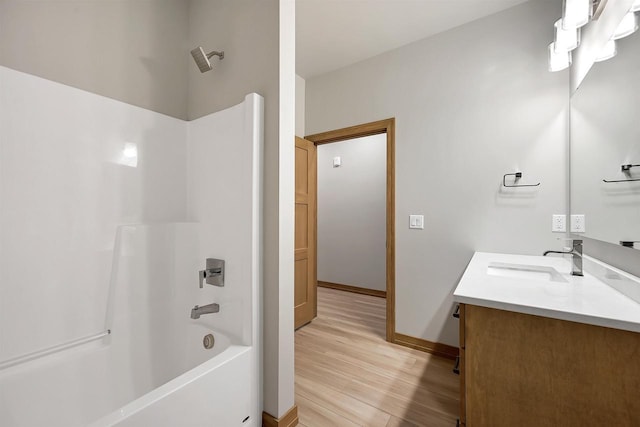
453,252,640,333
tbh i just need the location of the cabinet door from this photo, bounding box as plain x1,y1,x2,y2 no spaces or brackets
465,304,640,427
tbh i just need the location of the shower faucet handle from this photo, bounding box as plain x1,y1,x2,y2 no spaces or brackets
199,258,225,288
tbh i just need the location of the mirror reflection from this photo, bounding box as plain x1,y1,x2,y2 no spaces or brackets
571,29,640,249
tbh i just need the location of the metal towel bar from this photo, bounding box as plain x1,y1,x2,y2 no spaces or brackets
603,164,640,183
502,172,540,188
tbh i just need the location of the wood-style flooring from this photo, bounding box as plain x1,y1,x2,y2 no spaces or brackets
295,287,460,427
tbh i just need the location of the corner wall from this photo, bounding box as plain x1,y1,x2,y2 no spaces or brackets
305,0,568,347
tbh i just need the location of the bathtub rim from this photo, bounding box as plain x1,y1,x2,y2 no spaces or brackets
88,344,251,427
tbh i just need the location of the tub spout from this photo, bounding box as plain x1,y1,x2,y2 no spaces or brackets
190,303,220,319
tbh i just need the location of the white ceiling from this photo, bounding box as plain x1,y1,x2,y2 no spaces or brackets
296,0,530,79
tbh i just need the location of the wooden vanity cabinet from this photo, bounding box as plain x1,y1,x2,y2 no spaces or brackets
458,303,640,427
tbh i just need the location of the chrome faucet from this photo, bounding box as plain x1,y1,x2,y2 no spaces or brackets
190,303,220,319
543,239,583,276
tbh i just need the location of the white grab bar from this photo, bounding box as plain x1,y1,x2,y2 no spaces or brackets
0,329,111,371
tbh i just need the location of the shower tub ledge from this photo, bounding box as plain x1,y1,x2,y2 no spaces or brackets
0,321,258,427
91,343,255,427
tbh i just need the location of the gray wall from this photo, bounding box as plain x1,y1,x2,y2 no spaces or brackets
187,0,279,121
0,0,189,119
317,134,387,292
306,0,568,346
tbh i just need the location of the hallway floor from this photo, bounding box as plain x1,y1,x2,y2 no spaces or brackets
295,287,460,426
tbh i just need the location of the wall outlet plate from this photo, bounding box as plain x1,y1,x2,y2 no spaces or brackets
409,215,424,229
571,214,586,233
552,214,566,233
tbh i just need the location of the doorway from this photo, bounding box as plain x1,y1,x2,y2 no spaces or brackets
295,118,396,342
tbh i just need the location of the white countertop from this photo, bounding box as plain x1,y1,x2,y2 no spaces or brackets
453,252,640,333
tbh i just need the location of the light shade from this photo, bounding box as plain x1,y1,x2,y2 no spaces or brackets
631,0,640,13
554,19,581,51
562,0,591,29
613,12,639,40
548,43,572,72
594,40,617,62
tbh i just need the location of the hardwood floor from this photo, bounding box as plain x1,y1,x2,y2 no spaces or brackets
295,287,459,427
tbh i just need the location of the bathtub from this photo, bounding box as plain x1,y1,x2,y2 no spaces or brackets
0,92,263,427
0,221,261,427
0,323,255,427
0,223,260,426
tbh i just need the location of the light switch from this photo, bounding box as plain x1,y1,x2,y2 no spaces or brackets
409,215,424,229
333,156,341,168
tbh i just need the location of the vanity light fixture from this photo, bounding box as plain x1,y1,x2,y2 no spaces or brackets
562,0,592,30
613,12,639,40
594,39,617,62
548,42,572,71
554,19,581,51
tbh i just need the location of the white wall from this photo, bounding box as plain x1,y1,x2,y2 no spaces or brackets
275,0,296,418
0,66,187,361
295,74,306,136
305,0,568,346
0,0,189,119
317,135,386,292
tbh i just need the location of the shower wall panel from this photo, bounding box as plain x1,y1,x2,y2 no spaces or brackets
0,66,187,361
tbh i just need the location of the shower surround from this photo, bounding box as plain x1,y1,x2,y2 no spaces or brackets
0,66,263,426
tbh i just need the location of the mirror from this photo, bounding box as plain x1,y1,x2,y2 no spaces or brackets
570,29,640,249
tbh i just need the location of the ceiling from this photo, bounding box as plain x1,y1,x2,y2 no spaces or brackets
296,0,530,79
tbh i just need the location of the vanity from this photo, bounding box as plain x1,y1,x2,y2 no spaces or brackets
451,3,640,425
453,252,640,427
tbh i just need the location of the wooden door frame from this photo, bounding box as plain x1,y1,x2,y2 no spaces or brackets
305,118,396,343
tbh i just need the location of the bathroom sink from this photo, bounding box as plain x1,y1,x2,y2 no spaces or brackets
487,262,568,283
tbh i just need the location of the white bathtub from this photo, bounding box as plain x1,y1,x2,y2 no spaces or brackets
0,93,264,427
0,323,255,427
0,222,260,427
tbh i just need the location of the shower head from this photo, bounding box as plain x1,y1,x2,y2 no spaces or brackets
191,46,224,73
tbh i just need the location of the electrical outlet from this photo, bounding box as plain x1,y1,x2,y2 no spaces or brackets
571,214,586,233
552,214,566,233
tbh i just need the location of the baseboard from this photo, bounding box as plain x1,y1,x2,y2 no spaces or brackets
318,281,386,298
393,333,459,360
262,405,298,427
